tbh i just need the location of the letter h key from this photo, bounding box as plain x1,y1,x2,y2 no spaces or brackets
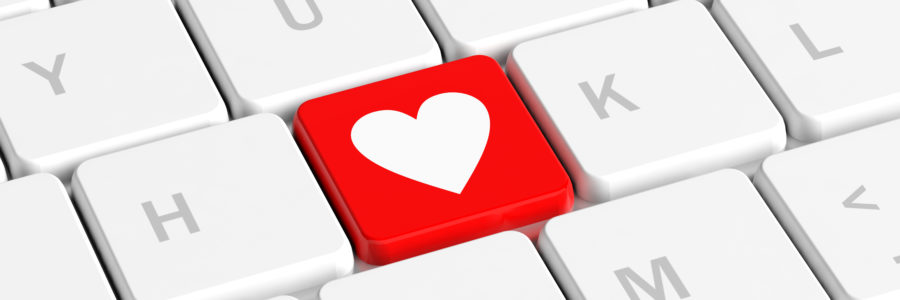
142,193,200,242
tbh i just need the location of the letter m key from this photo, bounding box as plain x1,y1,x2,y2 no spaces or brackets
615,256,691,300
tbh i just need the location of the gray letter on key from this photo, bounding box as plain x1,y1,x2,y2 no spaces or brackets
615,256,691,300
23,53,67,95
274,0,323,30
580,74,639,119
790,24,843,60
142,193,200,242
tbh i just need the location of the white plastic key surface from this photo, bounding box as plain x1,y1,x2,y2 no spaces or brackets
177,0,441,121
0,0,48,20
757,119,900,300
508,1,785,202
540,170,828,300
713,0,900,142
0,174,116,299
650,0,710,8
415,0,646,63
72,114,353,300
320,231,565,300
0,155,6,182
0,0,228,181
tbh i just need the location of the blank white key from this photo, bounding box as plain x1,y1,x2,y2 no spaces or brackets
177,0,441,121
1,174,115,299
713,0,900,142
650,0,710,8
415,0,645,63
757,119,900,300
508,1,784,202
0,0,227,181
0,0,48,20
320,231,564,300
0,155,6,182
72,114,353,300
540,170,828,300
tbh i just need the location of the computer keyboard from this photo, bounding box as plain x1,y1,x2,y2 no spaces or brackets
1,0,898,300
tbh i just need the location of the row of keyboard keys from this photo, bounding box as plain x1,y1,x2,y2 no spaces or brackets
757,119,900,299
0,0,47,20
320,231,564,300
508,1,785,202
0,0,227,181
72,114,352,300
541,170,828,299
0,174,115,299
415,0,646,63
176,0,442,121
713,0,900,142
3,1,897,299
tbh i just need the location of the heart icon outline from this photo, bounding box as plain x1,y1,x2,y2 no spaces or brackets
350,92,491,194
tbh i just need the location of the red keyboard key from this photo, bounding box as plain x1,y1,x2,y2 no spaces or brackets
294,55,573,265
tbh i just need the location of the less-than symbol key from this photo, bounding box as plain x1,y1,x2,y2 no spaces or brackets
790,23,843,61
842,185,880,210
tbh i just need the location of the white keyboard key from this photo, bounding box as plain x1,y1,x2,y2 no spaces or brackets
650,0,710,8
415,0,646,62
0,0,228,180
177,0,441,121
1,174,115,299
0,155,6,182
508,1,784,202
540,170,828,300
320,231,564,300
757,119,900,299
0,0,48,20
72,114,353,300
713,0,900,142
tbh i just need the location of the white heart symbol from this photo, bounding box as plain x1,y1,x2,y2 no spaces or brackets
351,92,490,194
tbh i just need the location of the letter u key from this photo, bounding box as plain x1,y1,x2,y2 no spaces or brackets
274,0,323,30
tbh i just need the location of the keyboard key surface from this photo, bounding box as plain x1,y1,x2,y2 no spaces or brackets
757,119,900,299
650,0,710,7
415,0,645,62
0,0,48,20
0,155,6,182
177,0,441,121
320,231,565,300
295,55,573,265
540,170,828,300
713,0,900,142
509,1,784,202
72,114,352,300
0,174,115,299
0,0,227,180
